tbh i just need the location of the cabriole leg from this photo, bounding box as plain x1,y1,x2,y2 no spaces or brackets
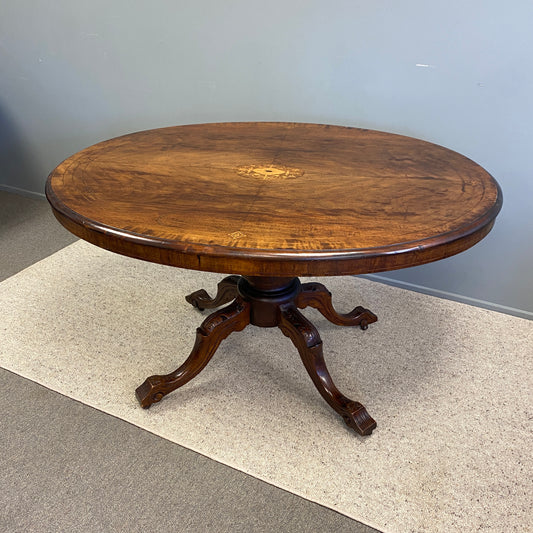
185,275,240,311
136,297,250,408
297,282,377,330
278,305,377,436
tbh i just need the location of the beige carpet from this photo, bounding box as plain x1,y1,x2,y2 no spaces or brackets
1,241,531,532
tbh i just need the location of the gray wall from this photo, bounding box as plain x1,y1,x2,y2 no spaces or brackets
1,1,532,317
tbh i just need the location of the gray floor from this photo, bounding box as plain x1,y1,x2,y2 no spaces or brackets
0,190,378,533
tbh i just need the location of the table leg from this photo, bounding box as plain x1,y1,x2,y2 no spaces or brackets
138,275,377,435
297,282,377,330
278,304,377,436
136,297,250,408
185,275,240,310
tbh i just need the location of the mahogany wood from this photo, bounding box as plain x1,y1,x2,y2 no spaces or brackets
185,275,240,310
278,305,376,436
46,122,502,277
136,297,251,408
46,122,503,436
142,275,377,435
297,282,377,330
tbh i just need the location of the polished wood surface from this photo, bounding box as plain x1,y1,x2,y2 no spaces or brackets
46,122,502,277
46,122,502,436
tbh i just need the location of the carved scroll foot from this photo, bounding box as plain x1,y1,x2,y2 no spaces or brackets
185,275,240,311
278,305,376,436
297,282,377,330
136,297,250,408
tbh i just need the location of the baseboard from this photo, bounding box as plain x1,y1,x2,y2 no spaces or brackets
0,184,46,199
362,274,533,320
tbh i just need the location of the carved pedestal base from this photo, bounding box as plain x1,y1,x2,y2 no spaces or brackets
136,276,378,436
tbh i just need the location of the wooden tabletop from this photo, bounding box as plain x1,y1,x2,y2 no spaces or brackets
46,122,502,276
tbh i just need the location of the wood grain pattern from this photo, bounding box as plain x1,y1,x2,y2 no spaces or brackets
46,122,502,276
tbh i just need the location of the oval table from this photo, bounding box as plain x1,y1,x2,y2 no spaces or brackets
46,122,502,436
